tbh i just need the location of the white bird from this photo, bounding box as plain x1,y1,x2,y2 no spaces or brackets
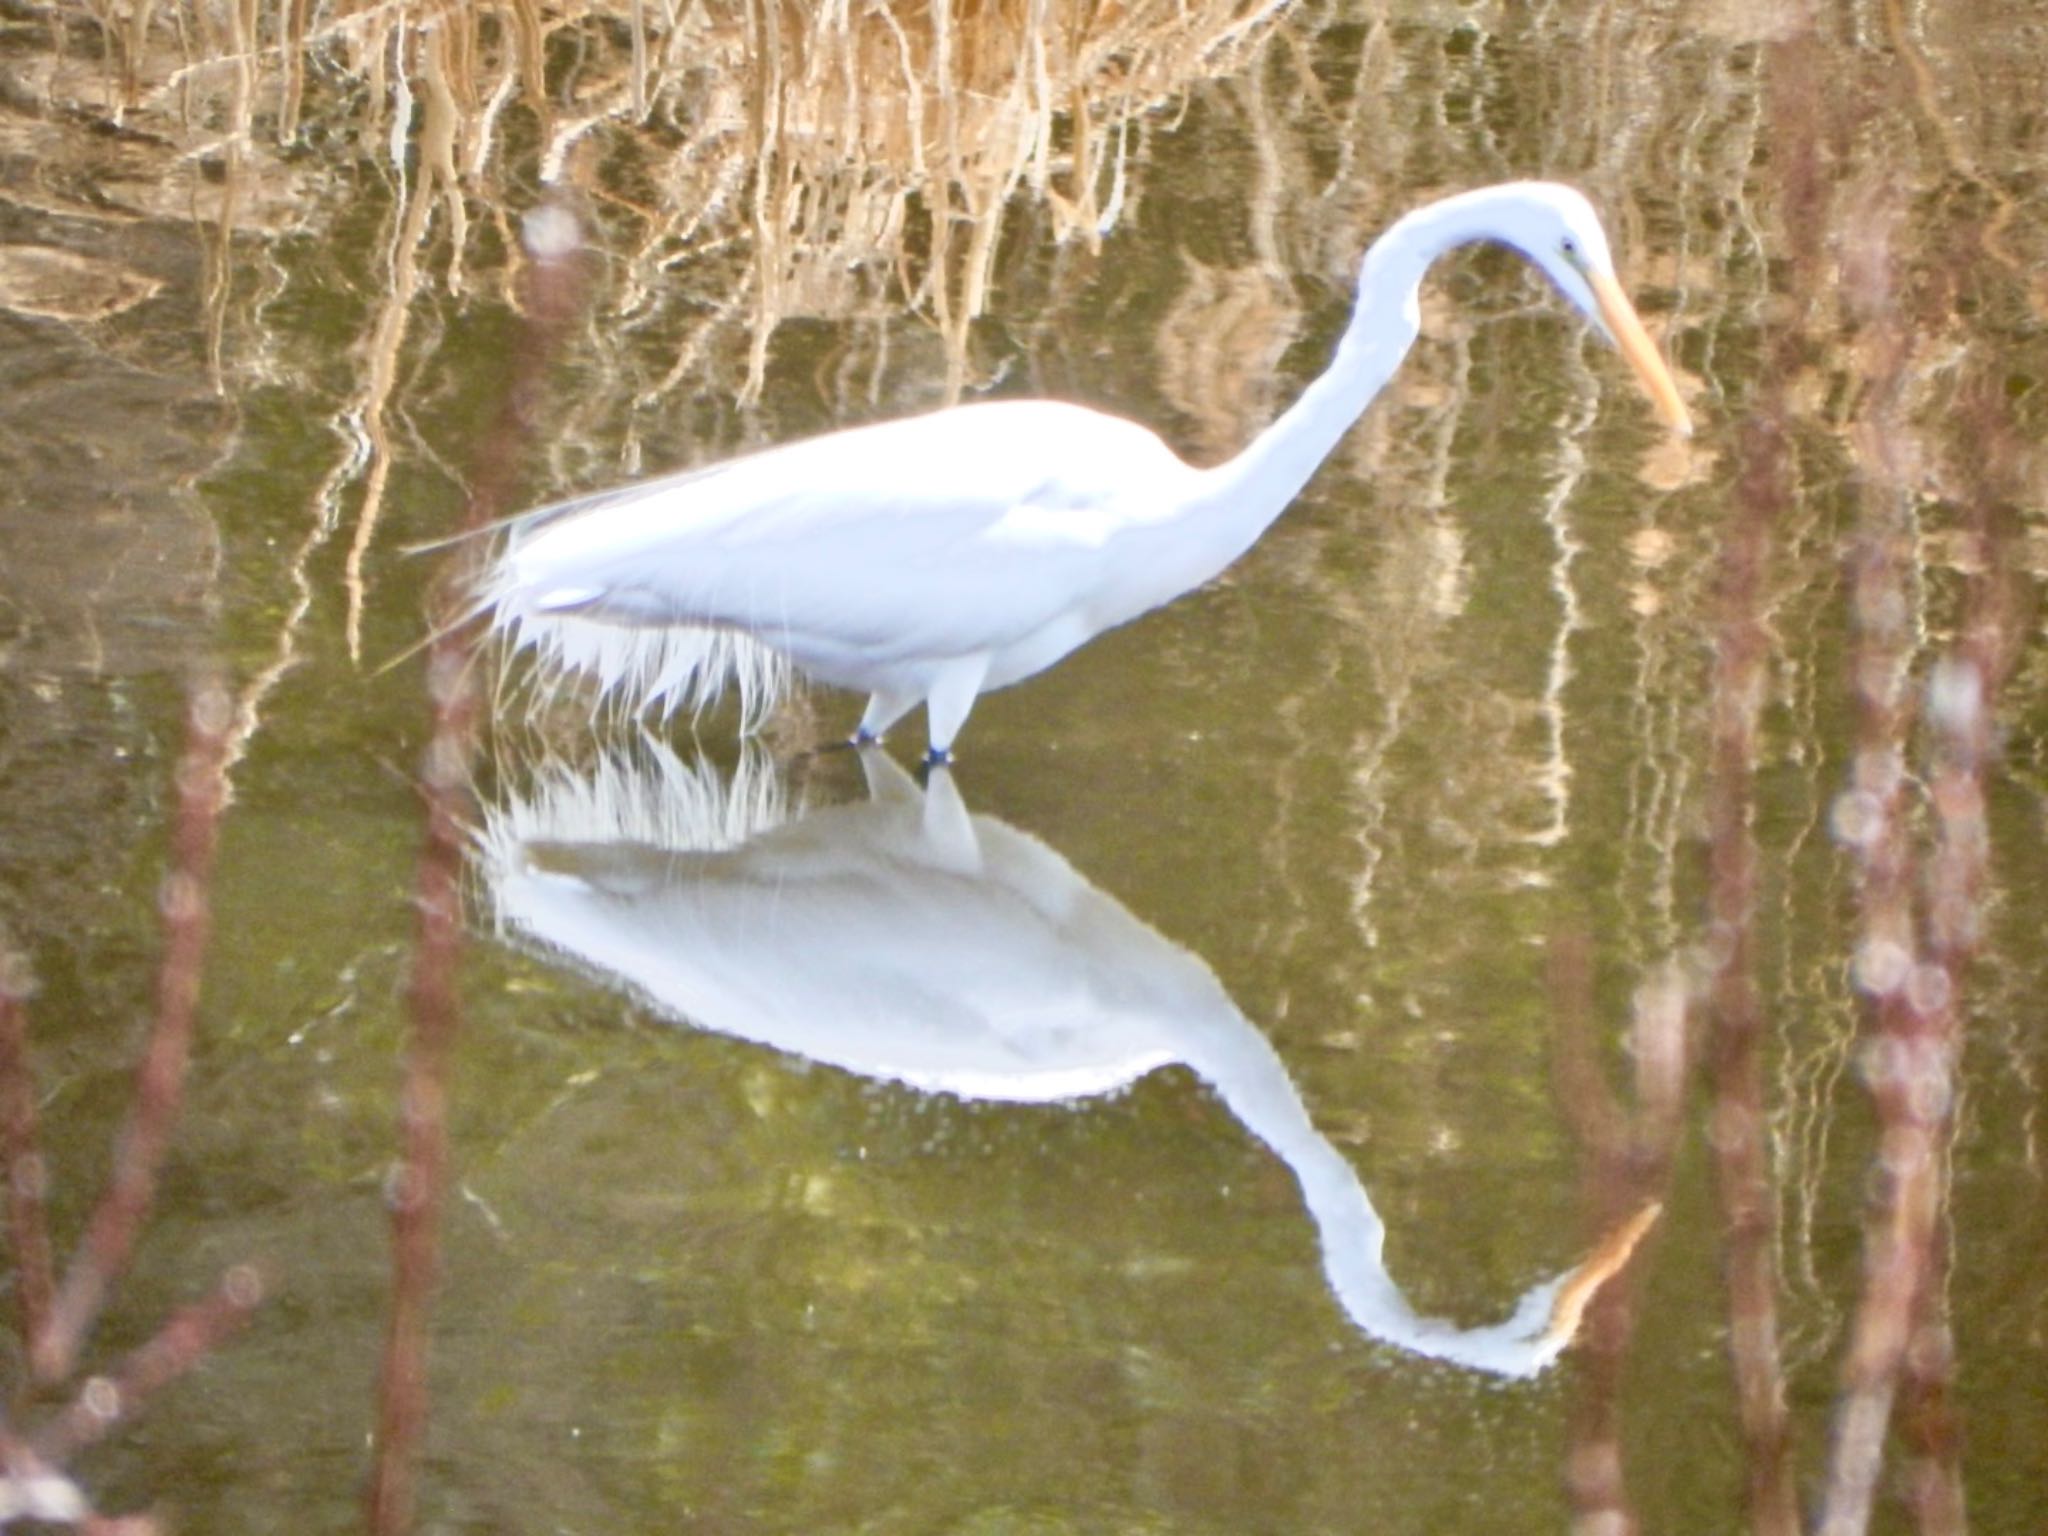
480,182,1692,760
479,740,1659,1377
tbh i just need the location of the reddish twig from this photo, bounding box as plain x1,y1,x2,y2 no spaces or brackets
34,1264,267,1466
1816,182,1993,1536
366,202,589,1536
0,676,259,1530
1699,410,1800,1536
1695,45,1826,1482
1692,30,1834,1528
35,680,233,1385
1889,371,2022,1536
1818,493,1930,1536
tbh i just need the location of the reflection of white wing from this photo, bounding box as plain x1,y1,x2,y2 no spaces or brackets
477,742,1647,1378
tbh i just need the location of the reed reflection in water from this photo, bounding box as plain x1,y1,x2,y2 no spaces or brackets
478,740,1652,1380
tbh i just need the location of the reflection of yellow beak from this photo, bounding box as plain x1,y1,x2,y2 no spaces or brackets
1589,268,1692,437
1541,1200,1664,1353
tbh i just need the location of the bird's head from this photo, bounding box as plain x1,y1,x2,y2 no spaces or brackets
1488,183,1693,437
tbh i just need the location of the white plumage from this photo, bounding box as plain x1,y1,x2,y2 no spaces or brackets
480,182,1690,757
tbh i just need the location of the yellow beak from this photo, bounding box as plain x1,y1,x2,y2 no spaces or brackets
1588,268,1692,438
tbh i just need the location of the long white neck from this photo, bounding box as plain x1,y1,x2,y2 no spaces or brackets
1170,189,1533,587
1185,1008,1576,1379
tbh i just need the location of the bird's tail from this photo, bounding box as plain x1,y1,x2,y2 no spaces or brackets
477,546,794,734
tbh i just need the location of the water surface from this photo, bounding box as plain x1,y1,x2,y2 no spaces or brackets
0,1,2044,1531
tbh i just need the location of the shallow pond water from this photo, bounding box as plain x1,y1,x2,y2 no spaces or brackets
1,0,2045,1532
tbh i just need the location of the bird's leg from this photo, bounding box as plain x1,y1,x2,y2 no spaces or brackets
922,654,991,764
854,689,918,747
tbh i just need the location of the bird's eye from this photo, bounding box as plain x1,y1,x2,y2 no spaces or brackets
1561,236,1579,257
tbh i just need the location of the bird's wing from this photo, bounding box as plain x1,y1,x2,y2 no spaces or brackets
495,399,1199,663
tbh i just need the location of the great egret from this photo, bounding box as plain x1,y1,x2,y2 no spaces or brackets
480,741,1658,1376
480,182,1691,760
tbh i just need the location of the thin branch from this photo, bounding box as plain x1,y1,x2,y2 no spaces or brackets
1701,412,1799,1536
35,1265,267,1466
1817,180,1976,1536
1892,372,2022,1536
35,679,233,1385
366,201,589,1536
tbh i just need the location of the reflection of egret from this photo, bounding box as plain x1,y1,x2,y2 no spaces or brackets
479,743,1656,1378
478,183,1690,760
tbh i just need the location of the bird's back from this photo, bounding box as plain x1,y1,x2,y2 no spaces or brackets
499,399,1184,638
508,398,1190,561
